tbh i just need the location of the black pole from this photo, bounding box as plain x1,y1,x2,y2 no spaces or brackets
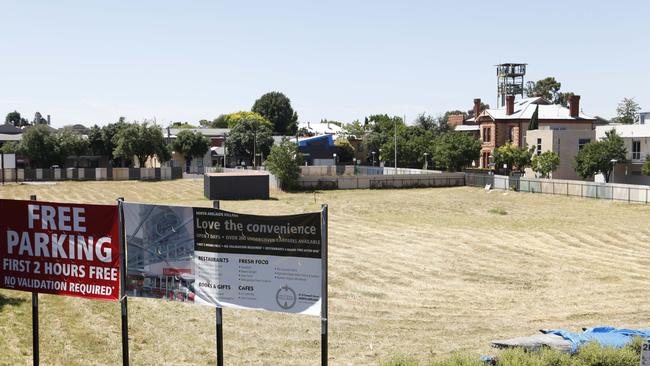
320,204,328,366
212,200,224,366
117,198,129,366
1,151,5,185
30,194,38,366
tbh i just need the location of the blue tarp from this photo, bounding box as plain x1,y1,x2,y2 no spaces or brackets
543,327,650,353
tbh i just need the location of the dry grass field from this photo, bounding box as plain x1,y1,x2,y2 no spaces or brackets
2,179,650,365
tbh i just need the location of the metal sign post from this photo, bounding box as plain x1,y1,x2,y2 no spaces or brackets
117,198,129,366
320,204,328,366
212,200,224,366
30,194,39,366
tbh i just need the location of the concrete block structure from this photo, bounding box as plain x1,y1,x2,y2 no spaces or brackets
525,128,595,180
204,171,270,200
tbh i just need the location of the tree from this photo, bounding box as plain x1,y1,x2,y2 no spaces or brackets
574,129,626,182
5,111,29,127
171,130,210,169
612,97,641,124
492,143,532,173
525,77,562,100
334,138,355,163
33,112,47,125
0,141,19,154
113,122,168,167
265,138,303,191
432,132,481,172
525,77,574,105
641,155,650,176
202,115,229,128
223,111,271,129
342,120,366,138
531,151,560,178
87,120,129,165
252,92,299,134
225,119,274,166
528,105,539,130
169,122,196,129
17,125,60,168
56,128,90,160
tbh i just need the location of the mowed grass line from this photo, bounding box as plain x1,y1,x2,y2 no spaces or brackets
1,180,650,365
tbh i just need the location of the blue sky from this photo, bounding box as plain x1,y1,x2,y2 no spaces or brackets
1,1,648,128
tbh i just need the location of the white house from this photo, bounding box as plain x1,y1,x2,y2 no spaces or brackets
595,124,650,184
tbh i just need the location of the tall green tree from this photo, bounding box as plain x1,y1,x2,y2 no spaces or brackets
265,138,303,191
612,97,641,124
574,129,626,182
525,77,574,106
113,122,169,167
528,105,539,130
56,128,90,159
17,125,60,168
225,119,274,166
251,92,299,134
432,131,481,172
492,143,532,173
531,151,560,178
5,111,29,127
87,120,129,165
171,130,210,167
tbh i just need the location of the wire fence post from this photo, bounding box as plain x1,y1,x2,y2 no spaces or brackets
30,194,39,366
212,200,224,366
321,204,329,366
117,197,129,366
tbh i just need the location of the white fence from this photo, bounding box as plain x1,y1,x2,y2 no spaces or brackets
466,173,650,204
297,172,465,190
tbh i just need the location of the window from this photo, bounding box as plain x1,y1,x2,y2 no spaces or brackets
578,138,591,150
536,138,542,156
632,140,641,160
482,127,491,143
641,114,646,124
508,126,515,143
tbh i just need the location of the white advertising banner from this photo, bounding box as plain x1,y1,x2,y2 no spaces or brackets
123,203,323,316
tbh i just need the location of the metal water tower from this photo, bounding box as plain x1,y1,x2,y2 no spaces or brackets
496,63,527,107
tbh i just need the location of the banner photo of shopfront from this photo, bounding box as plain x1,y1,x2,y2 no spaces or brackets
123,202,322,316
0,199,120,301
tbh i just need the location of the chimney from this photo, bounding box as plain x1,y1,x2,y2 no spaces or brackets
569,95,580,118
506,95,515,116
47,115,51,125
473,98,481,118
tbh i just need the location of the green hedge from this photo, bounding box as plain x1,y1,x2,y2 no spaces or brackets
381,337,644,366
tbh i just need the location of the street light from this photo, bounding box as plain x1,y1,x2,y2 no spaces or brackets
372,151,376,167
423,152,429,170
332,153,337,166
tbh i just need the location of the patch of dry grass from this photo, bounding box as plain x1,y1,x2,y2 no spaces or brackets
1,180,650,365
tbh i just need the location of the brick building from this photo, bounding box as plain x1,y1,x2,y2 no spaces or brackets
458,95,597,168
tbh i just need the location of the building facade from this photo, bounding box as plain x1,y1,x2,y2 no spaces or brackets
595,124,650,185
458,95,596,168
524,128,595,180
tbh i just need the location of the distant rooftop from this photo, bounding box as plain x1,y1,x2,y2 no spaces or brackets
467,97,595,122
